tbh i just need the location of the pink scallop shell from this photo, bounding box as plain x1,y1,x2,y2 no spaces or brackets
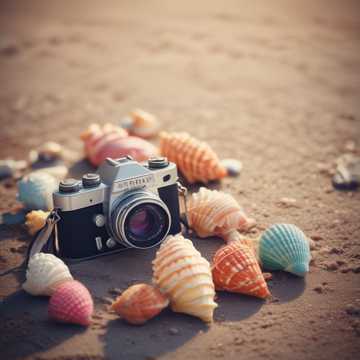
48,280,94,326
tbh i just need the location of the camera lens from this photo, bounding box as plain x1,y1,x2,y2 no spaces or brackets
110,191,171,249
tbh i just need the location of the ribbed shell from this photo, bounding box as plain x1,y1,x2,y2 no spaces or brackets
258,224,311,277
23,253,73,296
25,210,50,235
188,187,256,239
80,123,158,166
111,283,169,325
128,109,159,138
212,241,271,299
48,280,94,326
152,234,217,323
159,131,227,184
17,172,58,210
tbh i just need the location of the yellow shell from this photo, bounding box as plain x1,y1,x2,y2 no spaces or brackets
23,253,73,296
129,109,160,138
188,187,256,240
152,234,217,323
111,284,169,325
25,210,50,235
159,131,227,184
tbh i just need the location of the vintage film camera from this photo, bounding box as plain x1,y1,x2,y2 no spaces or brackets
53,156,182,259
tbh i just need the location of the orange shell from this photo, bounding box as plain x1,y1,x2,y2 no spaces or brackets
159,131,227,184
212,241,271,299
188,187,256,239
25,210,50,235
111,284,169,325
80,123,158,166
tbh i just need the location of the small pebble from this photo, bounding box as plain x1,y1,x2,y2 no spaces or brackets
330,247,343,255
352,266,360,274
169,327,180,335
324,261,338,271
311,234,323,241
313,286,323,294
221,159,243,177
278,197,297,208
345,304,360,316
108,287,124,296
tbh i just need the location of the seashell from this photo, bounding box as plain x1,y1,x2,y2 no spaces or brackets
159,131,227,184
111,283,169,325
255,224,311,277
126,109,160,138
81,123,158,167
0,159,27,179
187,187,256,240
25,210,50,235
48,280,94,326
212,241,271,299
17,172,58,210
152,234,217,323
220,158,243,177
23,253,73,296
29,141,63,163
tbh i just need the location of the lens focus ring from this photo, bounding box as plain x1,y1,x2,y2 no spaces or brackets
110,191,171,249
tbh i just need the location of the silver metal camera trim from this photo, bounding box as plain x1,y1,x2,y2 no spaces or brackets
53,158,178,213
110,191,171,249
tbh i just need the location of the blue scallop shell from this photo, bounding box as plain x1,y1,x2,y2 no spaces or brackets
17,172,58,210
258,224,311,277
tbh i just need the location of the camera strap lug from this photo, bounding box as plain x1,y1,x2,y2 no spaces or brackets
177,182,189,230
26,209,60,263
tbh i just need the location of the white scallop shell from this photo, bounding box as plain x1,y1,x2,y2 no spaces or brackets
152,234,217,323
23,253,73,296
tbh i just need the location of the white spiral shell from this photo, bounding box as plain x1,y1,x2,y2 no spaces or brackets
23,253,73,296
152,234,217,323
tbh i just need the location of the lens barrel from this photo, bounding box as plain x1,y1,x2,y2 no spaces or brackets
110,191,171,249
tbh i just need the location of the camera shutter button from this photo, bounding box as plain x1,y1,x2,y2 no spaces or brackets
82,173,101,188
59,179,81,193
93,214,105,227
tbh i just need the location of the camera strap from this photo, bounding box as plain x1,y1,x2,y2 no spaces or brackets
26,209,60,265
177,182,190,229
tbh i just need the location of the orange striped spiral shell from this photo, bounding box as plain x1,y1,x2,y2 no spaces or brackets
212,241,271,299
111,284,169,325
159,131,227,184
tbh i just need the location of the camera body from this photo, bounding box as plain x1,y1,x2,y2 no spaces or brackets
53,157,181,259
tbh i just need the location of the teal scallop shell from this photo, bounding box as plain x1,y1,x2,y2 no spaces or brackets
258,224,311,277
17,172,57,210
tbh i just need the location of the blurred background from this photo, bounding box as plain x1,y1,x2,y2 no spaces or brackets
0,1,360,360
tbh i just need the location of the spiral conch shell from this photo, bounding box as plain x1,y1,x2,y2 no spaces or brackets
23,253,73,296
152,234,217,323
80,123,158,167
187,187,256,240
159,131,227,184
212,241,271,299
25,210,50,235
111,284,169,325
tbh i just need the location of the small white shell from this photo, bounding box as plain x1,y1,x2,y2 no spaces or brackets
23,253,73,296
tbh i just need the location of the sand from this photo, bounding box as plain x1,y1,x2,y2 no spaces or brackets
0,0,360,359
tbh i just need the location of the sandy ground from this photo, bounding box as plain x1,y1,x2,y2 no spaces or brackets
1,0,360,359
